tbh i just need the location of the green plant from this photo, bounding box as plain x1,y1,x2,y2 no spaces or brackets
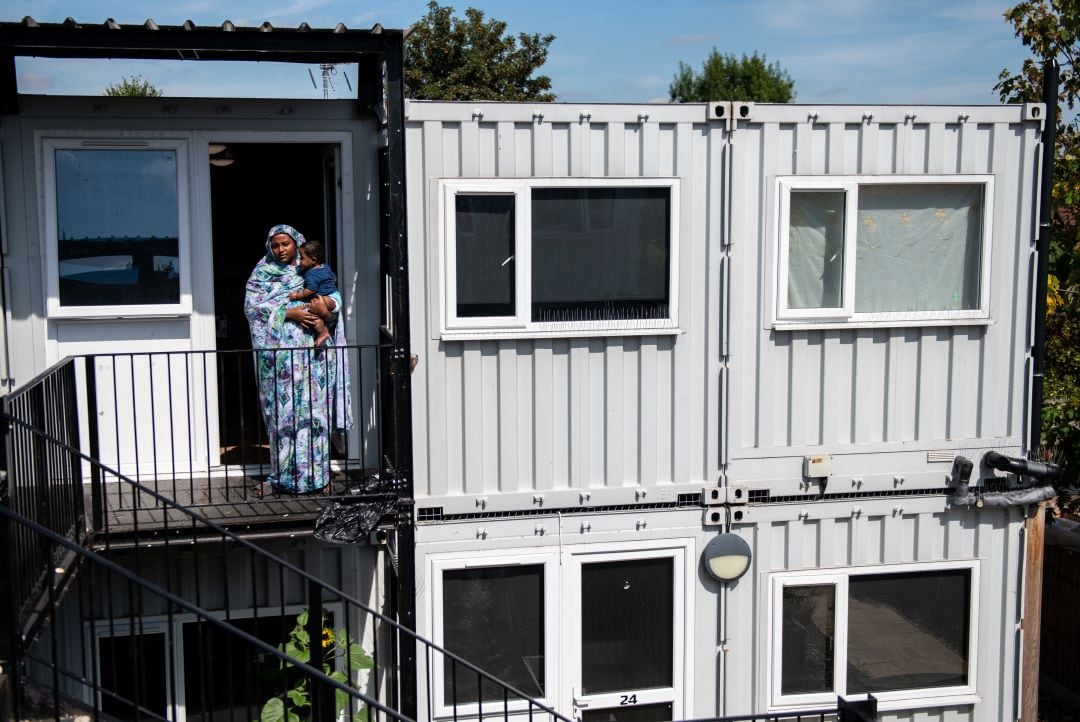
257,610,374,722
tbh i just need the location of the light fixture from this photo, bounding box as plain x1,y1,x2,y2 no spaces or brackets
210,149,235,167
208,143,227,155
702,533,752,583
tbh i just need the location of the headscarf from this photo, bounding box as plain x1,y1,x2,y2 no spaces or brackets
264,223,308,262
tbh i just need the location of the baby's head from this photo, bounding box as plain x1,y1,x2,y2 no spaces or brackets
298,239,325,271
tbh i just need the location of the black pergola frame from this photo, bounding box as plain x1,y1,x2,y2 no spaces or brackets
0,15,418,719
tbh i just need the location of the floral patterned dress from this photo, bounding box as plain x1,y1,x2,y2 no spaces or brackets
244,225,352,494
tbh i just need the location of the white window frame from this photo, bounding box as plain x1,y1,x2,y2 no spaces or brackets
428,551,560,717
41,136,193,319
774,175,994,327
86,604,342,722
439,177,681,339
768,560,980,712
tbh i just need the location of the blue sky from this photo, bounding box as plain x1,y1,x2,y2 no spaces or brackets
5,1,1032,105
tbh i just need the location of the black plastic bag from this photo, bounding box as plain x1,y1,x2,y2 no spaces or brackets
313,476,396,544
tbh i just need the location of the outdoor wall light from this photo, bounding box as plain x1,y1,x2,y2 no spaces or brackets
702,533,752,583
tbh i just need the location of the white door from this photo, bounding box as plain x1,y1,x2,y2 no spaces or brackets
565,544,689,722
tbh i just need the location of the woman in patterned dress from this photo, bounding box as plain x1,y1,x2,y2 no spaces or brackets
244,224,351,494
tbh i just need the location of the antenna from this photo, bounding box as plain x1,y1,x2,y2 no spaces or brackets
307,63,354,99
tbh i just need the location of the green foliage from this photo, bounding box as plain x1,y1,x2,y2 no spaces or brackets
998,1,1080,509
103,75,163,97
669,49,794,103
257,610,374,722
405,1,555,101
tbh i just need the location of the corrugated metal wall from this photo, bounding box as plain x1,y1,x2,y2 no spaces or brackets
407,103,1042,503
406,103,725,503
724,501,1024,722
726,106,1040,490
411,499,1022,721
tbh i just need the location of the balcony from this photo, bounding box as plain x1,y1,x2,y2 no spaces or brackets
2,347,403,538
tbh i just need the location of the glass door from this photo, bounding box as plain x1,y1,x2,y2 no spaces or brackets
567,547,686,722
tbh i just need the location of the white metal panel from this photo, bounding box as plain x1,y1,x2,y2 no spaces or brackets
413,499,1018,722
407,105,726,501
727,107,1041,493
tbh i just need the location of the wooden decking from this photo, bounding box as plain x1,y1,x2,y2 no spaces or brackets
86,467,390,537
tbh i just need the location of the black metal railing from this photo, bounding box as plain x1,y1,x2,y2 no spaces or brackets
681,712,835,722
1,504,404,722
1,418,572,722
0,357,87,653
77,346,391,511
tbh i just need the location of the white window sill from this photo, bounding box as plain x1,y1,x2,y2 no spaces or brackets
49,311,193,322
770,317,993,332
440,326,683,341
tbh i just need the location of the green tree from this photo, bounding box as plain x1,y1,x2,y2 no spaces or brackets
104,75,162,97
405,1,555,101
997,1,1080,508
669,49,794,103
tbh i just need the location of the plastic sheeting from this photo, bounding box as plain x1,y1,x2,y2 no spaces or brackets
313,476,395,544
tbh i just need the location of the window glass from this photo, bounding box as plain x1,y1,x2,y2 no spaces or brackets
581,558,674,694
787,190,845,309
183,615,295,721
854,184,983,313
847,569,970,693
455,194,516,317
55,149,180,306
98,631,169,720
781,584,835,695
443,565,545,704
531,188,670,323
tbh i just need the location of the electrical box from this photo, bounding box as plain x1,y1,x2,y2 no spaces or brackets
803,454,833,478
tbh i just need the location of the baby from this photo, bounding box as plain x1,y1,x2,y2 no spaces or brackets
289,239,338,347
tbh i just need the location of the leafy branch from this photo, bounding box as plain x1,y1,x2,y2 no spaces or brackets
257,610,374,722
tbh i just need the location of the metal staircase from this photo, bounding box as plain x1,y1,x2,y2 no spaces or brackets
0,356,571,722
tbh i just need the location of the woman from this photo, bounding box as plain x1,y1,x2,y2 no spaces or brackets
244,224,352,494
